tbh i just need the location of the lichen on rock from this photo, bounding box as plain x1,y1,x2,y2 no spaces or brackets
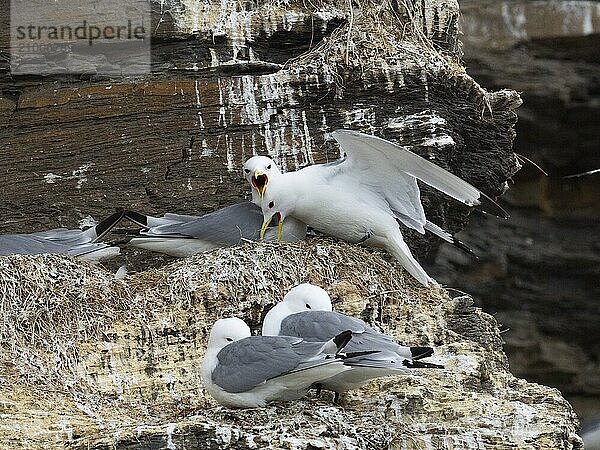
0,242,582,449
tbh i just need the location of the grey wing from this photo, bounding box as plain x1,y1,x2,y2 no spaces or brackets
281,311,408,356
0,234,70,255
342,349,408,369
212,336,307,393
32,209,125,245
162,212,201,223
0,232,120,259
280,311,366,342
325,130,493,230
0,210,125,258
331,130,482,206
349,327,412,358
317,132,427,231
66,242,119,259
145,203,263,245
26,228,92,246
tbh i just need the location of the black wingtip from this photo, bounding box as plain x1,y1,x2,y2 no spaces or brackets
479,192,510,220
453,238,479,260
124,210,150,228
403,360,444,369
333,330,353,351
93,208,125,241
342,350,381,359
410,347,434,360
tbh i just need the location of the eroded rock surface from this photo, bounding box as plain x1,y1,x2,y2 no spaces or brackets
434,0,600,421
0,245,582,449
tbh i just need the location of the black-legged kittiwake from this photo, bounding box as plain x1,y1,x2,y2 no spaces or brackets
254,130,506,286
243,155,308,239
262,283,443,398
201,317,355,408
0,209,125,261
122,201,305,257
120,157,308,257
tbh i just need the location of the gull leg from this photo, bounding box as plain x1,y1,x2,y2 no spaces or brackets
315,383,323,396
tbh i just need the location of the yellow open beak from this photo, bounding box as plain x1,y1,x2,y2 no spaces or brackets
252,169,268,197
260,213,284,241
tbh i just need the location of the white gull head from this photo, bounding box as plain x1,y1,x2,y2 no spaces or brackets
243,156,282,204
262,283,333,336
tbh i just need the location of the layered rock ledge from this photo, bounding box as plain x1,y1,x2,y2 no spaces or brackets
0,243,582,449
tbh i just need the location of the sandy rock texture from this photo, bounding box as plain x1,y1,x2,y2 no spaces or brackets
0,242,582,449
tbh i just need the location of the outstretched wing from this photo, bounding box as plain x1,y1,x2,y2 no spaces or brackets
319,130,490,231
331,130,482,205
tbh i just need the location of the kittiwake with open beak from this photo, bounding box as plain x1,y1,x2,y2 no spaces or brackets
254,130,507,286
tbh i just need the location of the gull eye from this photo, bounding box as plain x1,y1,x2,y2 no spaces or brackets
268,201,274,208
244,168,250,174
267,164,272,169
225,337,233,342
305,303,311,309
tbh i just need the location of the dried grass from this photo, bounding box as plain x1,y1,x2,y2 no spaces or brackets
281,0,466,97
0,241,581,448
0,240,441,391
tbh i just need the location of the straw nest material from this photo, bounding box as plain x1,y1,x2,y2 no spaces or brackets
0,240,582,449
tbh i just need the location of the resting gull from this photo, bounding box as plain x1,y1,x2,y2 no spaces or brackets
121,157,306,256
201,317,354,408
0,209,124,261
123,201,305,257
262,283,443,398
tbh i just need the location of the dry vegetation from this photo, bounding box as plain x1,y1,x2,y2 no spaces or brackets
0,240,582,448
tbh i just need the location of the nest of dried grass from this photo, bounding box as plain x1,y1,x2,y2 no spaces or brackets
0,240,581,449
280,0,465,95
0,239,442,390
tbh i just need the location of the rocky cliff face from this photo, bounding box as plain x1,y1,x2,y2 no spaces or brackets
0,247,583,449
0,0,585,447
431,0,600,422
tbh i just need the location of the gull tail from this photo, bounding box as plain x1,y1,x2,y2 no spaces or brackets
424,221,477,258
402,360,444,369
387,233,436,287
